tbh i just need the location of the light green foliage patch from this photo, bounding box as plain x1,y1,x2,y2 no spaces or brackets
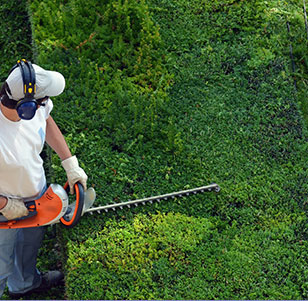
29,0,172,148
65,212,308,299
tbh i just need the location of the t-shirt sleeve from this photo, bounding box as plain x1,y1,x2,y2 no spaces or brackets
45,98,54,119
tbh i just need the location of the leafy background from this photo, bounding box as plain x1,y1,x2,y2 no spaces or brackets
1,0,308,299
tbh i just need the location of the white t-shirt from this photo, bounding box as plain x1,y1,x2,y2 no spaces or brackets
0,99,53,198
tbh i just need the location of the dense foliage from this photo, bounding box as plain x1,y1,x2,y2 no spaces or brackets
0,0,33,81
30,0,172,146
1,0,308,299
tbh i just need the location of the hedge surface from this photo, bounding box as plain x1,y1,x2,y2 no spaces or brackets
0,0,33,81
2,0,308,299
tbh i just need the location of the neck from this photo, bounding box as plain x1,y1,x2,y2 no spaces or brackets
0,102,21,122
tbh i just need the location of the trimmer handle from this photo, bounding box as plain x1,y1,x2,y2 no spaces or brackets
60,182,84,228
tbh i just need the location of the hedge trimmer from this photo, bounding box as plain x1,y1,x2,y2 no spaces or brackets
0,182,220,229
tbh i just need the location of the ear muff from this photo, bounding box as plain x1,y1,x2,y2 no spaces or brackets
10,59,38,120
16,99,38,120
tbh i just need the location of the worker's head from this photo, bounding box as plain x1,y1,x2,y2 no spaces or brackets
0,59,65,120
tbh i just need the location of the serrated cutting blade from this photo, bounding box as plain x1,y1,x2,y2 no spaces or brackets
85,183,220,214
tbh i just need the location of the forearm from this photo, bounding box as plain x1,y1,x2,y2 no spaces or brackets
45,116,72,161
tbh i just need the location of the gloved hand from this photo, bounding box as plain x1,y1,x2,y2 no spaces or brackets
0,197,28,220
61,155,88,194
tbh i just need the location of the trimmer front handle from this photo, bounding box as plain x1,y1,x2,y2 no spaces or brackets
60,182,84,228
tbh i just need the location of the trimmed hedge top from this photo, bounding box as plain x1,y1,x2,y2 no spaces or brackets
23,0,308,299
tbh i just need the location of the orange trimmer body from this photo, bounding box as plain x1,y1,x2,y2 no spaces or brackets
0,184,69,229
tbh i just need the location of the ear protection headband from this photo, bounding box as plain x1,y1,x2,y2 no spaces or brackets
8,59,38,120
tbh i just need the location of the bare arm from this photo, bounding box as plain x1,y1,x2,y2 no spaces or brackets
45,116,72,161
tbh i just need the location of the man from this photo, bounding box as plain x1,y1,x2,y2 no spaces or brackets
0,59,88,298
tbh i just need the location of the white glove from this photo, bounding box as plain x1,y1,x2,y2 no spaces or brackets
0,197,28,220
61,155,88,194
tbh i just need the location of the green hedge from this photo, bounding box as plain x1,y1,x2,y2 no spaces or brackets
0,0,33,82
29,0,172,147
66,212,308,299
25,0,308,299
